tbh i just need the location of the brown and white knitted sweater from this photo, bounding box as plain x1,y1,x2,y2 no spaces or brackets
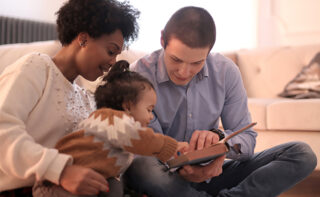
55,108,178,178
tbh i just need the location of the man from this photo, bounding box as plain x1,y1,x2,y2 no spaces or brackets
124,6,317,197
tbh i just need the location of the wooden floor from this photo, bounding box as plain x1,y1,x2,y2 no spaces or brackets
279,171,320,197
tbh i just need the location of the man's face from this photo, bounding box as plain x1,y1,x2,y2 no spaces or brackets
162,38,210,86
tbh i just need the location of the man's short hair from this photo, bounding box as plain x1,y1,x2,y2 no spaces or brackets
162,6,216,50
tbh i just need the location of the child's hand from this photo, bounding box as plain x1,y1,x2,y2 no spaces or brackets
175,142,189,157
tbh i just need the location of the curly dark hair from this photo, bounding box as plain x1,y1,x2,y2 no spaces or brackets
95,60,155,110
56,0,140,46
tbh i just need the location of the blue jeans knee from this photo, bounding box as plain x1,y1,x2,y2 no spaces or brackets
289,141,317,176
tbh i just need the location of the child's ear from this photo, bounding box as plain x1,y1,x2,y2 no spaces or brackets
122,102,131,113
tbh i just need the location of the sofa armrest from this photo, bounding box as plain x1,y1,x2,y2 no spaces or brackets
221,52,238,66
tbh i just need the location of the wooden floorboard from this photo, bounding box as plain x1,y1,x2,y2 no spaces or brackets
279,170,320,197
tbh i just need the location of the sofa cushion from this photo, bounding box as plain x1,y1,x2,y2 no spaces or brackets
267,98,320,130
247,98,279,130
0,40,61,74
279,52,320,99
237,44,320,98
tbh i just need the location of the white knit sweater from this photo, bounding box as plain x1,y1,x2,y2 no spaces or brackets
0,53,95,191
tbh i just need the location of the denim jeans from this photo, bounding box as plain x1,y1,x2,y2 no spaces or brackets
123,141,317,197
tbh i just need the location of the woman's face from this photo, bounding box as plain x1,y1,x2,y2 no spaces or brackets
76,29,124,81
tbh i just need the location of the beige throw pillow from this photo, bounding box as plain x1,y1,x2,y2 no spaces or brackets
279,52,320,99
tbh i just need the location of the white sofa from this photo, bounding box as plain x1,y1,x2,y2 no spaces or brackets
0,40,319,170
234,45,320,170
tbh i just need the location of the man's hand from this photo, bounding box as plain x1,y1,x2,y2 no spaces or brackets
189,130,220,151
60,165,109,195
179,130,224,182
178,154,225,182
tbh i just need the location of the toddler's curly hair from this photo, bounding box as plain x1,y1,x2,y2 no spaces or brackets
95,60,154,110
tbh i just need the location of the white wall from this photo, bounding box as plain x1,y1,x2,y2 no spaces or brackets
1,0,319,51
0,0,257,52
258,0,320,47
123,0,258,53
0,0,67,23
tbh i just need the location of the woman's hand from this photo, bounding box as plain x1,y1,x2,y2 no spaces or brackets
59,165,109,195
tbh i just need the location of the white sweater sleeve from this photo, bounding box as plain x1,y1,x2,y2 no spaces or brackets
0,55,72,185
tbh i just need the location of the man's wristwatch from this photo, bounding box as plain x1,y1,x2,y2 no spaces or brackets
209,128,225,140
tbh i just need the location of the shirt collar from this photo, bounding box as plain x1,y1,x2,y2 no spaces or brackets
198,60,209,80
156,49,170,83
156,49,209,84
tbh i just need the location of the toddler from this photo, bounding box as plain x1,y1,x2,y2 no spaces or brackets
33,60,188,197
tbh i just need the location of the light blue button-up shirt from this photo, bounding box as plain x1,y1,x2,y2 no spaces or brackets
130,49,257,160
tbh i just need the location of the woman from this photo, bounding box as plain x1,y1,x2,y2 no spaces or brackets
0,0,139,196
